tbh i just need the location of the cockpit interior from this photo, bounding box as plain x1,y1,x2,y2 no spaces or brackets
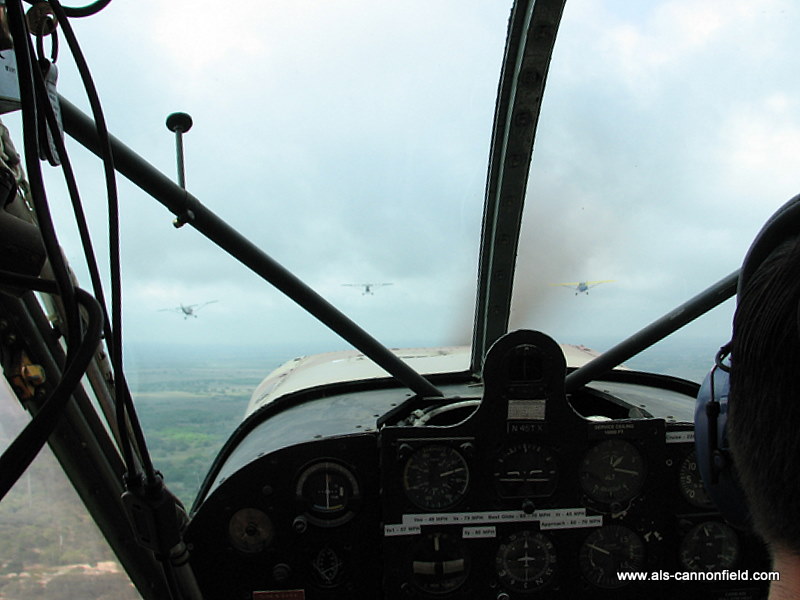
185,330,768,599
0,0,786,599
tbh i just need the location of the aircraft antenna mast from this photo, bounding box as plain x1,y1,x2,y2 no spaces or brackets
166,111,193,190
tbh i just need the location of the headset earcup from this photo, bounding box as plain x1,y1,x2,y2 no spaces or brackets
694,367,751,528
738,194,800,299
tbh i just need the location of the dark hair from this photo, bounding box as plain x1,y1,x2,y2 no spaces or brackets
729,235,800,551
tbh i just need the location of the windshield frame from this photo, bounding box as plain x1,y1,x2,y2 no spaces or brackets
472,0,567,374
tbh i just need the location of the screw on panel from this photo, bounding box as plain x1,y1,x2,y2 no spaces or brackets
272,562,291,582
459,441,476,459
21,363,46,386
292,515,308,534
398,443,414,461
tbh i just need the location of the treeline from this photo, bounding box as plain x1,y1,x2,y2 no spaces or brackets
0,444,138,599
1,568,140,600
134,381,254,507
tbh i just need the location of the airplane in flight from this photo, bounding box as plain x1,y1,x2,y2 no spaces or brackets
342,282,393,295
159,301,218,319
0,1,783,599
553,280,614,295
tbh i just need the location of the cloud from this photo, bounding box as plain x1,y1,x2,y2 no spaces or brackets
7,0,800,360
499,0,800,349
720,96,800,196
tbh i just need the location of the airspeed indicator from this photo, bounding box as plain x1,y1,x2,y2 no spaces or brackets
403,444,469,510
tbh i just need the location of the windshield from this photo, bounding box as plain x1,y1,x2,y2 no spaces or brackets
4,6,516,482
30,1,510,360
1,3,510,595
510,0,800,381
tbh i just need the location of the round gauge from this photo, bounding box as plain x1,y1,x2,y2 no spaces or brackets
311,546,345,588
410,532,469,595
403,444,469,510
678,450,715,509
227,507,274,553
495,530,557,593
579,439,646,506
679,521,739,572
493,443,558,498
295,461,360,527
579,525,645,589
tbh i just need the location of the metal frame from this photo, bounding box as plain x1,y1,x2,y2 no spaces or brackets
0,290,169,598
471,0,568,375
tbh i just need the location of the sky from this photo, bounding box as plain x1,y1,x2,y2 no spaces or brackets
512,0,800,353
4,0,800,373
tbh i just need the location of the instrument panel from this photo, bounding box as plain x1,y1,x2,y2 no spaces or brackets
185,331,769,599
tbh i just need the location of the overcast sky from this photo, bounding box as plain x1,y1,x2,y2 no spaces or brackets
5,0,800,374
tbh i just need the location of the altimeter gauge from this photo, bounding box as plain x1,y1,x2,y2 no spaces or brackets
495,530,557,593
402,444,470,510
579,439,646,506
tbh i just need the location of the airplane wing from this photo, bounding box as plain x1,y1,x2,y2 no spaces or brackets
194,300,218,312
341,283,393,291
586,280,614,288
342,283,393,297
550,282,581,287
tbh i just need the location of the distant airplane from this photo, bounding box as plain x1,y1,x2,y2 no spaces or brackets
159,301,218,319
552,280,614,295
341,282,393,295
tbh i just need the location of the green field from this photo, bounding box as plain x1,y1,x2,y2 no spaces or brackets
0,349,284,599
130,359,270,507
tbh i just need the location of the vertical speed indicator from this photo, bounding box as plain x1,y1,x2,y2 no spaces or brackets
678,450,714,509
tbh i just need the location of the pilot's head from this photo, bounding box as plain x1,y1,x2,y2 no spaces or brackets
729,232,800,556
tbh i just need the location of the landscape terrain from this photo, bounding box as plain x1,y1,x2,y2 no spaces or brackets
0,346,273,599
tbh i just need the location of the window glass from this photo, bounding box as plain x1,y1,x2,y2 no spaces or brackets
511,0,800,381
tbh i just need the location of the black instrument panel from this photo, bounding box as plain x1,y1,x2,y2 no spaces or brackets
185,331,769,599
